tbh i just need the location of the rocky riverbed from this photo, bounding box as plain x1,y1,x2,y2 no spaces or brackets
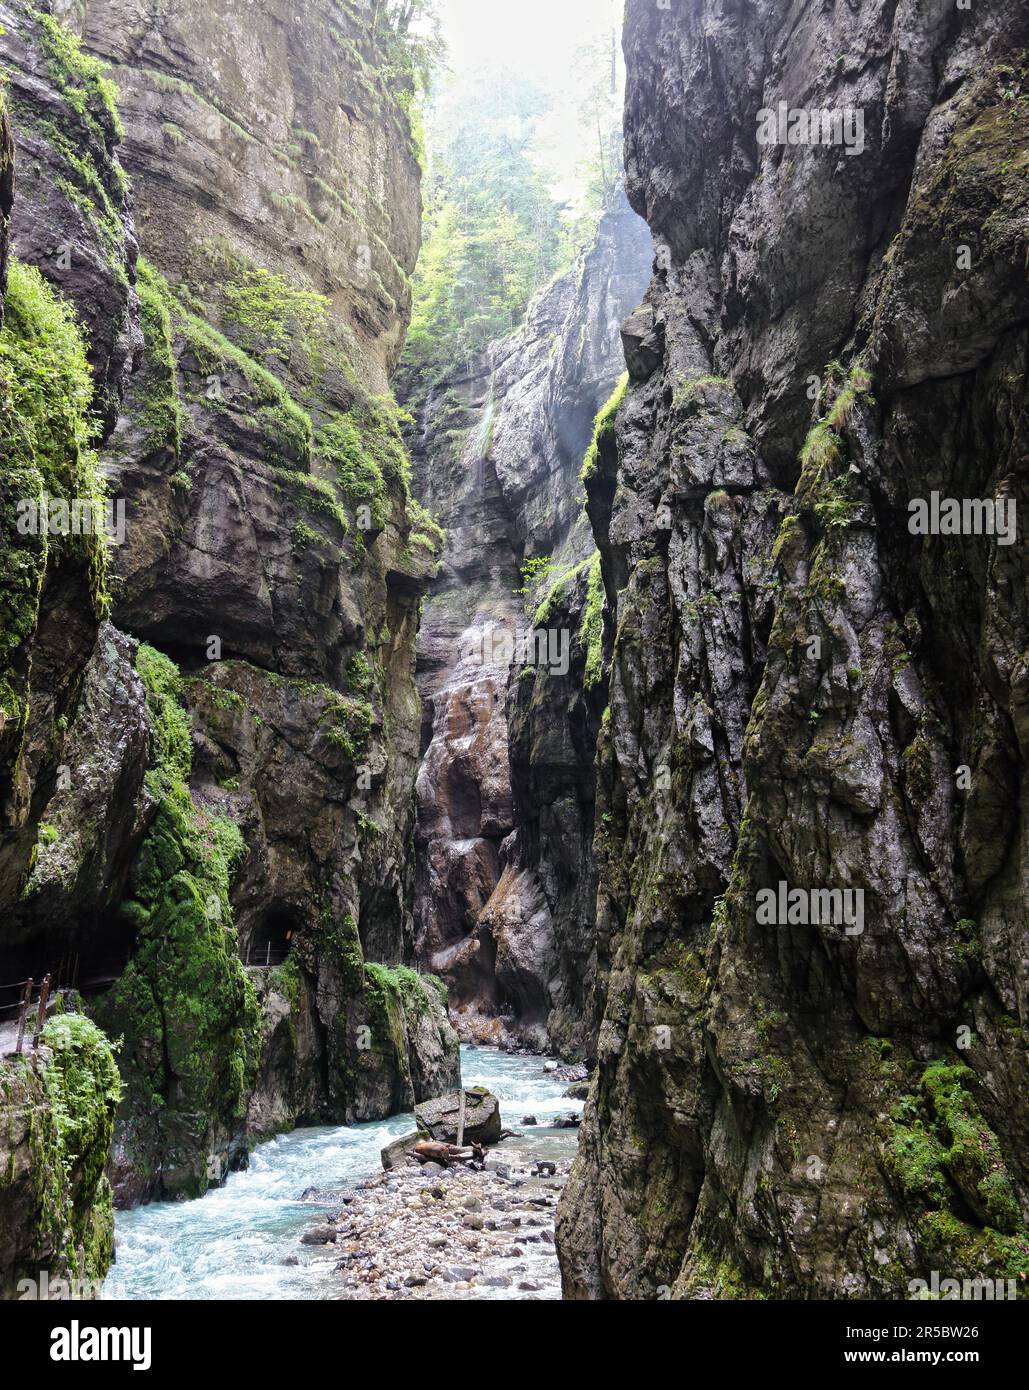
296,1137,571,1300
105,1046,582,1300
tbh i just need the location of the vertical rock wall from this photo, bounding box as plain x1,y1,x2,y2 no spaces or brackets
0,0,457,1225
406,198,651,1053
558,0,1029,1300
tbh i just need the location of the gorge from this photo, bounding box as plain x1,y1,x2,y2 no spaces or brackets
1,0,1027,1313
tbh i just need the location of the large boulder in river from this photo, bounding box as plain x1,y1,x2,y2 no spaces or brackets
415,1088,502,1145
381,1131,425,1171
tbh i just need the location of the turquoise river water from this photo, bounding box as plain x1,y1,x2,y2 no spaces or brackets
101,1045,580,1300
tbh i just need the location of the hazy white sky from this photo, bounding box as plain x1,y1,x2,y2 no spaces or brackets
437,0,623,86
433,0,625,206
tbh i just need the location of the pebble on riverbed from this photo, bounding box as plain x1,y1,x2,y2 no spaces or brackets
296,1147,568,1301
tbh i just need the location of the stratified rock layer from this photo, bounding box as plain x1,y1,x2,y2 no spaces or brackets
0,0,456,1215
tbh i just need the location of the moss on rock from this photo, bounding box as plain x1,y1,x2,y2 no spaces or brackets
91,644,260,1201
0,1014,120,1296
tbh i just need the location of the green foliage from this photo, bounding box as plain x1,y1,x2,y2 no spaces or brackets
672,374,731,412
581,372,627,482
33,7,123,140
581,552,605,689
813,476,860,531
922,1063,1021,1233
400,77,566,387
135,261,183,455
291,519,324,551
371,0,447,103
363,962,446,1049
407,495,445,551
530,554,583,619
346,652,373,696
16,1013,122,1283
40,1014,121,1186
825,361,873,430
135,643,193,785
139,257,315,472
886,1062,1024,1235
315,415,389,530
323,696,375,762
799,358,874,510
23,111,126,275
138,257,426,549
517,554,559,599
0,259,107,711
219,261,330,363
179,307,314,470
562,30,626,252
272,468,348,534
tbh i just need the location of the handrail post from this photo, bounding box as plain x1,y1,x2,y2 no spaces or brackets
32,974,51,1047
15,979,33,1055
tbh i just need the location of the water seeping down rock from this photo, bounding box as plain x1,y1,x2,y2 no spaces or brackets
556,0,1029,1299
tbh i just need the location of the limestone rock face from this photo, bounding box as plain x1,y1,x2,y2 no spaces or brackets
0,2,140,924
4,2,140,421
0,0,456,1213
13,625,152,950
56,0,420,392
558,0,1029,1300
0,1016,121,1300
406,198,651,1051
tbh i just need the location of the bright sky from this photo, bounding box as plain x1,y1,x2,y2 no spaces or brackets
437,0,622,86
434,0,625,206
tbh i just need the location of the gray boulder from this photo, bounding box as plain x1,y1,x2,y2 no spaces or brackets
415,1088,502,1145
380,1131,424,1171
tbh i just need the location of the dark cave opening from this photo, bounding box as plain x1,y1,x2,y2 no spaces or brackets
244,907,298,968
0,908,141,1025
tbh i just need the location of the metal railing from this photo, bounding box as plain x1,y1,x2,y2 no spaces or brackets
0,975,57,1054
0,954,131,1056
244,943,292,969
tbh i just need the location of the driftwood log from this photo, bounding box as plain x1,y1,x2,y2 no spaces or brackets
412,1140,486,1168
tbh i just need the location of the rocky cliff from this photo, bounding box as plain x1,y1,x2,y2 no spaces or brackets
405,197,650,1054
0,1014,121,1300
558,0,1029,1299
0,0,456,1247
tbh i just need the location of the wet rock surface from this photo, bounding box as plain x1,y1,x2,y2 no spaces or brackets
406,199,651,1054
415,1088,502,1146
558,0,1029,1301
0,0,453,1218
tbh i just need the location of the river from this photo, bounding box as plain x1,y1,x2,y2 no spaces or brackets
102,1045,581,1301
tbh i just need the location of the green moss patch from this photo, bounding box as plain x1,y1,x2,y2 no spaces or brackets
2,1014,121,1288
581,372,627,483
885,1061,1028,1272
92,646,260,1198
32,7,123,142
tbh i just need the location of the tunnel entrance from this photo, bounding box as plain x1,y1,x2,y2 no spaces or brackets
245,908,298,968
0,908,141,1036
